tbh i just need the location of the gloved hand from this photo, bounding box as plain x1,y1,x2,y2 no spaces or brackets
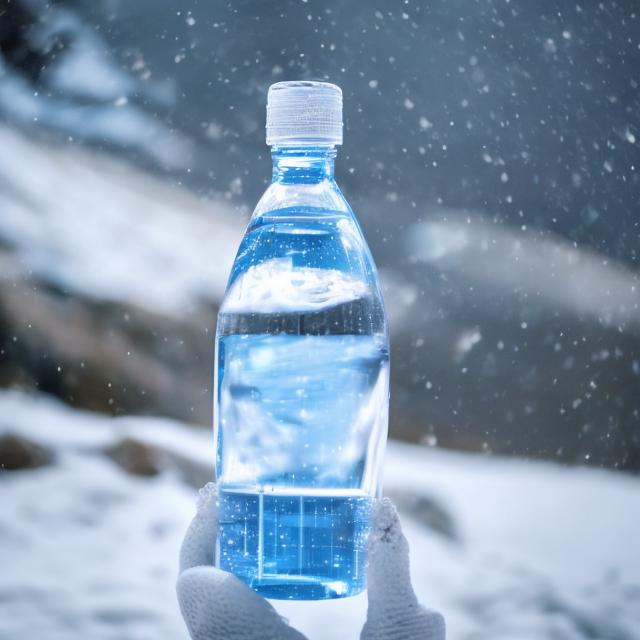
177,483,445,640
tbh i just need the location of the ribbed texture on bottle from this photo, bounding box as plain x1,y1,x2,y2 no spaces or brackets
266,81,343,146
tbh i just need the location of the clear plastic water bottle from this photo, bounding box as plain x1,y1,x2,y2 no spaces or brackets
215,81,389,600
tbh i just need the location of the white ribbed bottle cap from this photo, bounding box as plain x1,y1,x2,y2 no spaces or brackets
266,81,343,146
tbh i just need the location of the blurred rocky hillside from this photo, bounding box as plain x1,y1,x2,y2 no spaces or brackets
1,0,638,471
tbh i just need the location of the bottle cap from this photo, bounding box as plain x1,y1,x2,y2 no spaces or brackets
266,81,343,146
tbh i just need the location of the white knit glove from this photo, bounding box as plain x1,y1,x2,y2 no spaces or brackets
177,483,445,640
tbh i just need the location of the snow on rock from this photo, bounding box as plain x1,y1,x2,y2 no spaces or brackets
0,3,189,170
1,389,639,639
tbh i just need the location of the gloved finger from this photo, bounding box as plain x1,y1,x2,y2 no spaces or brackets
361,498,446,640
177,566,308,640
179,482,219,573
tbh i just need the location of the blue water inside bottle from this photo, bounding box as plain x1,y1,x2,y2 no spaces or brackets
214,138,389,600
218,488,372,599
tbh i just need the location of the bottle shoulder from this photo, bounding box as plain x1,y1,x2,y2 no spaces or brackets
220,179,388,338
253,179,351,219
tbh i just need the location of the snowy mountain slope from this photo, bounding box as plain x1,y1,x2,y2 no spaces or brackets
1,390,638,639
0,125,244,316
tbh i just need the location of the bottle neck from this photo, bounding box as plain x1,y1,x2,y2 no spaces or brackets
271,146,336,184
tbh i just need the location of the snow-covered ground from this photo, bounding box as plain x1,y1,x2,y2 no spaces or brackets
1,390,639,640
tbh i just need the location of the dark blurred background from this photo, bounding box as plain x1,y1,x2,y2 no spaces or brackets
1,0,639,470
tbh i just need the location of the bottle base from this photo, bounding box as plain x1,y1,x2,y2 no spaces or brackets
249,574,364,600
